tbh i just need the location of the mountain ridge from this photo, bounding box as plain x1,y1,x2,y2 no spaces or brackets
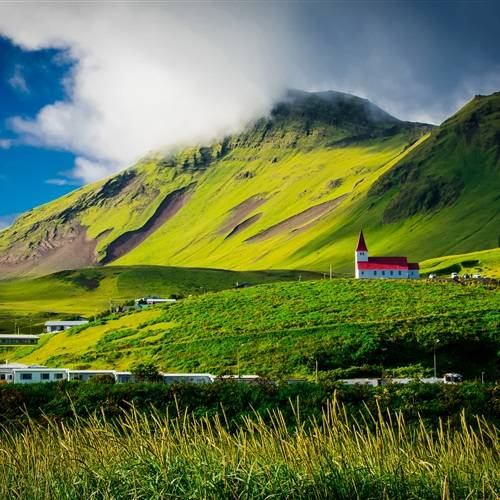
1,89,498,278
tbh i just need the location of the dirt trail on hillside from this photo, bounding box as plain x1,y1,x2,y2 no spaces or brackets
101,184,194,264
246,195,347,243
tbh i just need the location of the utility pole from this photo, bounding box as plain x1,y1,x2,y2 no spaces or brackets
329,264,332,280
481,371,485,383
433,340,440,379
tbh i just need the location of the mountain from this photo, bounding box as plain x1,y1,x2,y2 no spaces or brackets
1,90,498,278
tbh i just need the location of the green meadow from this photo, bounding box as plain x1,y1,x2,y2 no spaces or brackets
0,265,318,336
4,279,498,379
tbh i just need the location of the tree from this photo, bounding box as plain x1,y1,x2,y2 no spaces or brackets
131,362,162,383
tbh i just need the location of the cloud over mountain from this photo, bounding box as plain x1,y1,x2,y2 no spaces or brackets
0,4,301,182
1,3,499,185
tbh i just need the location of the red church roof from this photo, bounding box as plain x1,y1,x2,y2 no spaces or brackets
357,257,419,271
356,230,368,252
368,256,408,266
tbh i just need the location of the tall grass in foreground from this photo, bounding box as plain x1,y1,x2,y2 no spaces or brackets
0,400,497,500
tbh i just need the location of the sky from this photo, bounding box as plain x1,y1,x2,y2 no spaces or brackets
0,1,499,226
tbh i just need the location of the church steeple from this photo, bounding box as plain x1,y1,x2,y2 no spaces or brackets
355,230,368,265
356,230,368,252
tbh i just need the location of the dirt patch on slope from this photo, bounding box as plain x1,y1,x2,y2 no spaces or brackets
246,195,347,243
218,194,267,235
224,213,263,240
0,225,97,279
102,184,194,264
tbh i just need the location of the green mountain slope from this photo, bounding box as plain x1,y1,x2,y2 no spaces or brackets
1,90,498,277
4,280,498,379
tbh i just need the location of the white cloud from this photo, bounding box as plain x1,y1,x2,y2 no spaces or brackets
67,157,117,184
0,213,19,230
7,64,29,94
0,4,300,183
0,139,12,149
45,177,80,186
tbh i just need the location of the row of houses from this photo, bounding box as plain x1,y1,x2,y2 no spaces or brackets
0,363,462,386
0,364,265,385
339,374,463,386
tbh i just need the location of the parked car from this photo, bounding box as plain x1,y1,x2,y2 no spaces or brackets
451,272,459,279
443,373,463,384
428,273,437,279
472,273,482,279
462,273,470,279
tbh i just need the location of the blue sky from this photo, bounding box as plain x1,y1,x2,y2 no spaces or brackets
0,2,499,227
0,36,76,226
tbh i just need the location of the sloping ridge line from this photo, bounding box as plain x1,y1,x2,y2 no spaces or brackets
224,213,263,240
101,184,195,264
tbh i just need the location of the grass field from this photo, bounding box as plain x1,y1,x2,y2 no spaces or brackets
0,402,497,499
4,279,498,379
0,265,318,336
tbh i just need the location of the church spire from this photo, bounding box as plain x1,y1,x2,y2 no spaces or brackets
356,230,368,252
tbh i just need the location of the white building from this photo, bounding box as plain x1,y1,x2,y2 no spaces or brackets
67,369,117,382
0,334,39,345
44,320,89,333
134,297,177,308
162,373,215,384
0,364,68,384
355,230,419,279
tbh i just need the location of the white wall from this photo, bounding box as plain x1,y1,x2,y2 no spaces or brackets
13,370,67,384
357,269,409,279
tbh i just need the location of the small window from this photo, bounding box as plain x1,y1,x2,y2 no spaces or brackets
361,271,364,275
41,373,50,380
382,271,385,276
55,373,63,380
21,373,32,381
0,374,5,380
374,271,377,275
398,271,402,276
390,270,393,276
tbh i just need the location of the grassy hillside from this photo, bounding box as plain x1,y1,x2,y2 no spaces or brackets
421,247,500,277
1,90,498,278
0,266,317,335
4,279,498,379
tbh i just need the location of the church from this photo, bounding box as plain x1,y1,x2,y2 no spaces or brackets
355,230,419,279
